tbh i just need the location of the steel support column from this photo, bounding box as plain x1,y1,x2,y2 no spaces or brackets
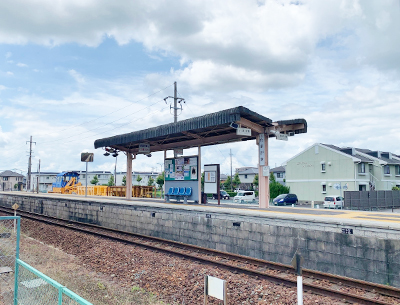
198,145,202,204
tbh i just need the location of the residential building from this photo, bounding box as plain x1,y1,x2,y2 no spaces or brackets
270,166,286,185
31,172,58,192
284,143,400,202
131,171,160,186
0,170,25,191
235,167,258,190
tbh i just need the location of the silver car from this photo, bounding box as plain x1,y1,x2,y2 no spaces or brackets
323,196,344,209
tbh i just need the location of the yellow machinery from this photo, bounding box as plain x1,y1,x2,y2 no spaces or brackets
49,171,82,194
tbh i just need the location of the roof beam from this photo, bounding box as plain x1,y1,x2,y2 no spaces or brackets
237,118,264,134
182,131,203,139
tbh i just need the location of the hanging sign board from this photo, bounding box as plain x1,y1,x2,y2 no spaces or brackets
174,148,183,155
81,153,94,162
276,133,288,141
138,143,150,153
236,127,251,136
262,166,270,177
259,134,265,166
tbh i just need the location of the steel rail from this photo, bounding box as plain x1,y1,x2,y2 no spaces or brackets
1,206,399,304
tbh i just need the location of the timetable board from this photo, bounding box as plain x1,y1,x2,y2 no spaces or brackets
165,156,198,181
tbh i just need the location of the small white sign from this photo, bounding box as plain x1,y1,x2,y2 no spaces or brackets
262,166,270,177
276,133,288,141
174,148,183,155
259,133,265,166
236,127,252,136
138,143,150,153
207,276,225,301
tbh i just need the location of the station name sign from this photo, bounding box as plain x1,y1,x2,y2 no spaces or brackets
236,127,251,136
138,143,150,153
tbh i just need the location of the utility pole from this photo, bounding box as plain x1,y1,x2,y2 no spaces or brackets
230,149,233,191
164,81,185,123
26,136,36,192
174,81,178,123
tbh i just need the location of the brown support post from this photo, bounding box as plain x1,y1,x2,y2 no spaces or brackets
164,150,167,201
126,152,133,199
258,134,269,208
198,145,202,204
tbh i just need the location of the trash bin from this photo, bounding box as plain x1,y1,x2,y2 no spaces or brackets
201,192,207,204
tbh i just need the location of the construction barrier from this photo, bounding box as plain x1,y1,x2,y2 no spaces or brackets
74,185,156,198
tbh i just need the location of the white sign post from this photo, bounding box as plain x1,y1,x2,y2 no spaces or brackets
236,127,252,136
259,133,265,166
204,275,227,305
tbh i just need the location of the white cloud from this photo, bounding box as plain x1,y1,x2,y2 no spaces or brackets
5,52,11,58
6,71,13,76
16,62,27,67
68,69,85,84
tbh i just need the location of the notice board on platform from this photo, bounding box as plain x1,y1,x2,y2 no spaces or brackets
165,156,198,181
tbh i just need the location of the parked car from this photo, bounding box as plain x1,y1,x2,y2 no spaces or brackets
273,194,298,206
323,196,344,209
212,190,230,200
233,191,256,203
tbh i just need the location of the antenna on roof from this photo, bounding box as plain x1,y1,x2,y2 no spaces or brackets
164,82,185,123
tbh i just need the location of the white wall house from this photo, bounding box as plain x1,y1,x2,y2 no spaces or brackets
270,166,286,186
284,143,400,202
235,167,258,190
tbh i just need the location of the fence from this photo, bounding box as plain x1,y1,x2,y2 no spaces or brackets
344,190,400,210
0,216,92,305
14,259,92,305
0,216,19,305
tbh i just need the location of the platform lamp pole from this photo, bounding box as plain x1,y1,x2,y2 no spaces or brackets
85,162,88,197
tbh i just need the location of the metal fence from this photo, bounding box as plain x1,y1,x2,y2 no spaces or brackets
344,190,400,210
15,259,92,305
0,216,20,305
0,216,92,305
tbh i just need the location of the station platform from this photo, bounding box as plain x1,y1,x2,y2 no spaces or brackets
2,191,400,231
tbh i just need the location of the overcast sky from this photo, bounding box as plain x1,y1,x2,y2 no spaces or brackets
1,0,400,176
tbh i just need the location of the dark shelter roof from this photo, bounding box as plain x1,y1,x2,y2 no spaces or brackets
94,106,307,154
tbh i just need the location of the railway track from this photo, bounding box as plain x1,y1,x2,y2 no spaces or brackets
1,206,400,304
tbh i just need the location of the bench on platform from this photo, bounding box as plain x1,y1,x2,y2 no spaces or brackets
165,187,192,203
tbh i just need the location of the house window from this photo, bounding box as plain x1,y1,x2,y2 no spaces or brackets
321,163,326,172
82,175,85,178
3,177,8,181
322,185,326,193
244,174,248,179
277,173,283,178
358,163,365,173
359,185,366,191
98,175,101,178
397,165,400,175
46,177,49,179
384,165,390,175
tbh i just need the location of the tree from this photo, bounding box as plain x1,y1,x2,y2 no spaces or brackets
148,176,155,186
253,174,259,190
269,172,290,200
136,175,142,184
201,172,205,191
107,175,115,186
223,176,232,190
90,175,99,185
156,172,164,189
232,172,241,189
122,175,126,186
392,186,400,191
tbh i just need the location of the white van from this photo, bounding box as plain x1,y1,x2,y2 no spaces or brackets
233,191,256,203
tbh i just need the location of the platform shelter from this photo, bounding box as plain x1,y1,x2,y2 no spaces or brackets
94,106,307,208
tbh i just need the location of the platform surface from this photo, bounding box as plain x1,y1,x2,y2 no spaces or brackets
2,191,400,230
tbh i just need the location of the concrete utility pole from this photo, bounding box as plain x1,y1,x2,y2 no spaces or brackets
174,81,178,123
37,159,41,194
26,136,36,191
